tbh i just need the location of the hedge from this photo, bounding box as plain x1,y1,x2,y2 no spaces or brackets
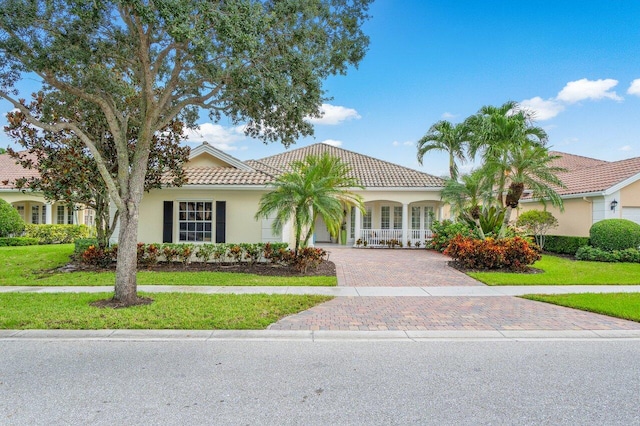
575,246,640,263
25,224,91,245
542,235,590,255
0,237,40,247
589,219,640,252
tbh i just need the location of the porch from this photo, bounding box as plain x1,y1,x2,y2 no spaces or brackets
355,228,433,248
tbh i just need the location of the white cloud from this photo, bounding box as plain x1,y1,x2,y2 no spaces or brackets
183,123,247,150
392,140,414,147
627,79,640,96
556,78,622,103
519,97,565,121
619,145,632,151
321,139,343,147
306,103,361,125
441,112,456,119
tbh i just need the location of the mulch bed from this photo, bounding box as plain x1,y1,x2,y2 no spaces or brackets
448,261,543,274
60,260,337,277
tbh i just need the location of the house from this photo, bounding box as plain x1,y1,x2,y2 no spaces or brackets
516,151,640,237
0,151,94,226
133,142,446,247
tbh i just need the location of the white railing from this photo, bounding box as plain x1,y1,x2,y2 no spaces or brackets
355,229,433,248
356,229,402,247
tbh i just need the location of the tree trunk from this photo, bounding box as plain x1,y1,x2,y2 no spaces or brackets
113,203,140,305
498,206,513,239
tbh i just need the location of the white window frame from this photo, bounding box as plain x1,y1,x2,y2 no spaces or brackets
381,206,390,229
362,206,372,229
178,200,213,242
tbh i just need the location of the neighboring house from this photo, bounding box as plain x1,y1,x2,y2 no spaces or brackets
516,151,640,237
133,142,446,247
0,151,94,226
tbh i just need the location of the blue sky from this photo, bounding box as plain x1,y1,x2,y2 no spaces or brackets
3,1,640,177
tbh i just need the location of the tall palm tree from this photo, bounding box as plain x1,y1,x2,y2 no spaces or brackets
484,140,566,237
466,101,549,206
255,153,364,254
416,120,470,180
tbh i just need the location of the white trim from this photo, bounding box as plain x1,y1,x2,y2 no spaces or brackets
361,186,444,191
189,143,254,171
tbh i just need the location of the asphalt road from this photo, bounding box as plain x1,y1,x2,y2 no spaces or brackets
1,339,639,425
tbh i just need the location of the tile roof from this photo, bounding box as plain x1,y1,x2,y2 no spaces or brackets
248,143,445,188
523,151,640,198
166,167,273,186
0,151,39,189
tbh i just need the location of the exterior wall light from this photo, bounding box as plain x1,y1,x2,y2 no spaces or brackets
610,199,618,211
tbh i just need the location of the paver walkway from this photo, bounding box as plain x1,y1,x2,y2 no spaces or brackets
269,246,640,332
327,245,481,287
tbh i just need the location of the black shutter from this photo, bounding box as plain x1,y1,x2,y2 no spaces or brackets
163,201,173,243
216,201,226,243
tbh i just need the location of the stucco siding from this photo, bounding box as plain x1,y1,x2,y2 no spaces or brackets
138,188,271,244
517,198,594,237
621,179,640,207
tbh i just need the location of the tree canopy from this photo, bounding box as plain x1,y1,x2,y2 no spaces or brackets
0,0,372,305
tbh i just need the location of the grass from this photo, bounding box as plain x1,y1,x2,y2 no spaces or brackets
468,255,640,286
0,244,336,286
0,292,332,329
523,293,640,323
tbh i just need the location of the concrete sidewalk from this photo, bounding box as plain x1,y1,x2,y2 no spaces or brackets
2,284,640,296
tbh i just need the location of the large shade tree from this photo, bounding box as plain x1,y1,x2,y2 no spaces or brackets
416,120,470,180
0,0,371,305
255,153,364,254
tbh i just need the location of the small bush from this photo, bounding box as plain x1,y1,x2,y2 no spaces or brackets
444,235,541,271
428,220,475,252
74,238,99,256
543,235,590,255
0,199,25,237
575,246,640,263
590,219,640,252
81,245,116,268
137,243,160,267
0,237,39,246
25,224,91,244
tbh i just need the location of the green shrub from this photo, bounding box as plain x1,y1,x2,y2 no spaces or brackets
0,199,25,237
575,246,640,263
74,238,99,256
0,237,39,246
516,210,558,250
428,220,475,252
444,235,541,271
543,235,590,255
25,224,91,244
589,219,640,251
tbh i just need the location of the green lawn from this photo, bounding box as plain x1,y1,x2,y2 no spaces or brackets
523,293,640,323
0,292,332,329
0,244,336,286
468,255,640,285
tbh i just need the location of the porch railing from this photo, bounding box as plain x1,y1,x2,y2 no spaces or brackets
356,229,433,247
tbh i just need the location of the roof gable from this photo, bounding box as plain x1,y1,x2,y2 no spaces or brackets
188,142,253,171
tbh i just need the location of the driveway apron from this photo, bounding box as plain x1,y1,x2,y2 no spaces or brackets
269,246,640,331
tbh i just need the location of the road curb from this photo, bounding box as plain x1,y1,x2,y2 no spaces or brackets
2,329,640,341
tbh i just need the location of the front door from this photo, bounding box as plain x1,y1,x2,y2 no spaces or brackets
314,216,332,243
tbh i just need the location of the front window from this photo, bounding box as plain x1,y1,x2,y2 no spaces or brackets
67,207,74,224
411,206,421,230
15,205,25,221
31,205,40,224
178,201,212,242
362,207,372,229
57,206,65,224
381,206,390,229
393,206,403,230
424,207,434,230
350,208,355,238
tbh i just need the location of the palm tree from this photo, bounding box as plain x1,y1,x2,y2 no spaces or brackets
440,168,495,238
416,120,470,180
486,140,566,237
255,153,364,254
466,101,549,206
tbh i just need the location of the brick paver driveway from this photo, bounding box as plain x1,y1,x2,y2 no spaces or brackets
326,245,481,287
270,246,640,332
